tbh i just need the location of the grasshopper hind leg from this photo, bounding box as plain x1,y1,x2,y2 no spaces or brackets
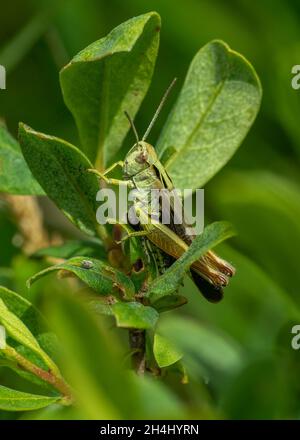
191,269,224,303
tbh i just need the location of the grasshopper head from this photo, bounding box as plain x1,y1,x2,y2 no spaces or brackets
123,79,177,179
123,141,158,178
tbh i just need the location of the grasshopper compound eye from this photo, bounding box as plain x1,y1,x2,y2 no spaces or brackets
135,150,148,164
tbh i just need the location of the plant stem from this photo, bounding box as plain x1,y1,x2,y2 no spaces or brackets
2,194,50,254
97,223,112,249
3,345,73,404
129,329,146,375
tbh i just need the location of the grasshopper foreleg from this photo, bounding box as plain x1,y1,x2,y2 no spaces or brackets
119,230,150,244
88,162,133,188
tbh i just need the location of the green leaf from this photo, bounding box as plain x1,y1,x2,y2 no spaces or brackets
0,286,60,388
0,297,58,375
20,404,82,420
0,298,40,354
0,325,5,348
0,385,58,411
0,286,58,389
152,295,188,312
33,239,106,260
60,12,160,167
87,297,115,317
48,291,184,418
18,123,100,236
0,286,48,337
112,302,159,329
0,356,53,392
0,287,58,353
47,291,137,419
157,40,262,190
149,221,235,299
0,124,43,195
27,257,135,300
131,374,184,419
153,333,182,368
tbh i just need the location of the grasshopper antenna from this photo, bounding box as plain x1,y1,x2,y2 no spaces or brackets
124,111,140,146
142,77,177,142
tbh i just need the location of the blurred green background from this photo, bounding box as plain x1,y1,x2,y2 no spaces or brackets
1,0,300,420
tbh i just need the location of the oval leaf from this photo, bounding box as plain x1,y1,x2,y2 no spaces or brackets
153,333,183,368
0,298,42,354
18,123,100,236
48,291,137,419
27,257,135,300
157,40,262,190
0,385,58,411
60,12,160,168
0,286,61,387
33,239,106,260
0,297,58,375
87,298,115,317
0,286,56,347
158,316,243,374
112,302,159,329
149,221,235,299
152,295,188,312
0,124,43,195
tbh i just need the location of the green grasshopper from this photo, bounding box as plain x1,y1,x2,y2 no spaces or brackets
90,80,235,302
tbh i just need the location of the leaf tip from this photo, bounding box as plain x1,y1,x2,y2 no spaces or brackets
146,10,161,26
18,122,34,144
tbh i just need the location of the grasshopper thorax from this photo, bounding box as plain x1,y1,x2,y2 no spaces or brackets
123,141,158,179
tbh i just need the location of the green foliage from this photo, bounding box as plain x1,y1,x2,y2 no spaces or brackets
0,298,57,373
47,289,185,419
60,12,160,168
0,7,279,420
0,386,59,411
112,302,159,329
152,295,188,313
0,287,69,405
157,316,244,376
18,124,100,236
157,40,262,190
0,124,43,195
153,333,183,368
47,289,132,419
149,222,235,299
0,287,59,372
33,239,106,260
27,256,135,300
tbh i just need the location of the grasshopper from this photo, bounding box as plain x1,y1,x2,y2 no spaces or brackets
90,80,235,302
